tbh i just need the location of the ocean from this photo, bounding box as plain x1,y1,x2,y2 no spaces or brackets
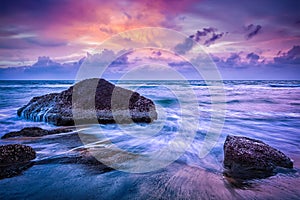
0,80,300,199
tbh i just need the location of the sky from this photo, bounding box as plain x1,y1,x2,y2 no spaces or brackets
0,0,299,80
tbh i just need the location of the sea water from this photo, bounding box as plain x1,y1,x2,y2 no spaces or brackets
0,80,300,199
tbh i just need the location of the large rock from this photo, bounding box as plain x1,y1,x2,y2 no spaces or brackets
1,127,73,139
17,78,157,126
0,144,36,179
223,135,293,179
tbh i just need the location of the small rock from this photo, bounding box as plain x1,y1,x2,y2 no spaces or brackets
1,127,73,139
0,144,36,179
223,135,293,179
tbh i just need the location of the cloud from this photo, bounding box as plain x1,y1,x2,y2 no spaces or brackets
246,52,260,63
168,61,190,67
245,24,262,39
204,32,225,46
0,56,81,80
190,27,225,46
123,11,132,20
211,45,300,71
174,38,194,55
174,27,225,54
1,45,299,80
0,38,30,49
0,0,299,80
190,27,216,42
152,50,162,56
273,45,300,64
208,52,255,69
24,37,68,47
225,53,241,65
111,52,130,66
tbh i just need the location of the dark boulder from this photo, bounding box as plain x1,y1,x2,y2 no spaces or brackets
1,127,73,139
223,135,293,180
17,78,158,126
0,144,36,179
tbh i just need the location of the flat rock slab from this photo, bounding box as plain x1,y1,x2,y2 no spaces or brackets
223,135,293,179
17,78,157,126
1,127,73,139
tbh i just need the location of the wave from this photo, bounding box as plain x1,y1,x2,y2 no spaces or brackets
155,98,179,106
269,84,300,88
226,99,277,104
0,84,72,89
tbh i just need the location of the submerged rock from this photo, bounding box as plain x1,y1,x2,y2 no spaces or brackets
1,127,73,139
17,78,157,126
0,144,36,179
223,135,293,179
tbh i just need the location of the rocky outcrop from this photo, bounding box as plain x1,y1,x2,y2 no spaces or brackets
223,135,293,179
0,144,36,179
1,127,73,139
17,78,158,126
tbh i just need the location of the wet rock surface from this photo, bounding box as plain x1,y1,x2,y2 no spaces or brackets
223,135,293,180
17,78,158,126
1,127,73,139
0,144,36,179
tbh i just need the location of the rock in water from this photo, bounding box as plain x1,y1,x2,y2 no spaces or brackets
223,135,293,179
0,144,36,179
1,127,73,139
17,78,158,126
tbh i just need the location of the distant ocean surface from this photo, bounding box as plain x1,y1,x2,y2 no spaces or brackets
1,80,300,199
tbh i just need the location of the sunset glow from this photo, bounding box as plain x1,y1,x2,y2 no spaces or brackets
0,0,299,79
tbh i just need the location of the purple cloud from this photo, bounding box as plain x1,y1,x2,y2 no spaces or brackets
152,50,162,56
274,46,300,64
175,27,225,54
225,53,241,65
204,32,225,46
174,38,194,55
25,37,68,47
245,24,262,39
190,27,216,42
246,52,260,63
191,27,225,46
0,56,81,79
